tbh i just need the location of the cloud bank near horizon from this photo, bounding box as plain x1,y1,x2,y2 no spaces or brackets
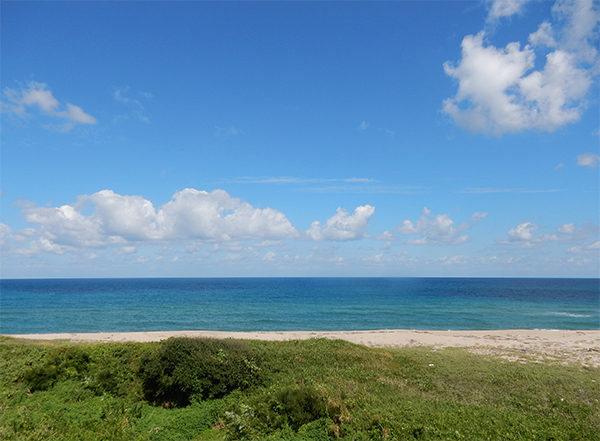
2,189,383,256
1,188,596,270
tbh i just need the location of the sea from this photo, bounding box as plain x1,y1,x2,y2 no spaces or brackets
0,278,598,334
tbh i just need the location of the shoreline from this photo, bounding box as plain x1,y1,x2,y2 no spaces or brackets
4,329,600,368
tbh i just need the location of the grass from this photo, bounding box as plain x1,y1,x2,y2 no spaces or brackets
0,335,598,440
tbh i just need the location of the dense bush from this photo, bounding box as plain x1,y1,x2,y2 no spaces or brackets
21,342,144,398
23,346,90,392
266,387,329,431
225,386,332,439
138,337,261,407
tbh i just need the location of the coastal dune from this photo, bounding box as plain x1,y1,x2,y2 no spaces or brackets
7,329,600,367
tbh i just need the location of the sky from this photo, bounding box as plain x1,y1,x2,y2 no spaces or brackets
1,0,598,279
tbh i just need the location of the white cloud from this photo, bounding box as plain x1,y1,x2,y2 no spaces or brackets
20,202,114,249
374,230,396,241
576,152,600,167
12,188,299,254
305,205,375,241
62,103,97,124
262,251,276,262
157,189,298,241
0,223,13,239
568,241,600,254
21,84,60,113
486,0,532,21
438,255,470,266
87,190,160,240
556,221,599,242
115,246,137,255
2,82,97,130
497,220,598,248
253,239,285,248
397,207,475,245
444,0,598,134
362,253,384,263
470,211,489,221
500,222,558,246
0,223,13,253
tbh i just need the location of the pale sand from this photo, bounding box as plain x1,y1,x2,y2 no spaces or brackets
5,329,600,367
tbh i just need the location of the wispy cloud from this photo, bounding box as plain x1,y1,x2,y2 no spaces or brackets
224,176,420,194
356,120,395,137
299,185,420,194
113,87,151,123
227,176,374,184
1,82,97,131
460,188,564,194
214,126,240,137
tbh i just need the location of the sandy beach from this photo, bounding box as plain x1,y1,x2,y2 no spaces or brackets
6,329,600,368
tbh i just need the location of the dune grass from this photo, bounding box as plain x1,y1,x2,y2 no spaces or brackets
0,335,598,440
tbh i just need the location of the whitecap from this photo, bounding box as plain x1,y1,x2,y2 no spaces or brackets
547,312,592,318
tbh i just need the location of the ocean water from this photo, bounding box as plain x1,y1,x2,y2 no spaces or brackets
0,278,598,334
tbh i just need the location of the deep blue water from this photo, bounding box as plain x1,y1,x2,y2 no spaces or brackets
1,278,598,334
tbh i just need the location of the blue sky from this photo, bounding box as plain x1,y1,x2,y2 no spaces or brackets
1,0,598,278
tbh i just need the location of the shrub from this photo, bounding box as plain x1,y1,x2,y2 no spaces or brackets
23,346,90,392
138,337,261,407
271,387,328,431
225,386,331,439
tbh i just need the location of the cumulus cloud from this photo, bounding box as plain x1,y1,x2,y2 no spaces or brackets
397,207,481,245
576,152,600,167
497,221,598,248
262,251,276,262
86,190,160,240
556,222,599,243
1,82,97,130
0,223,13,238
305,205,375,241
0,223,13,252
444,0,598,135
497,222,558,247
12,189,299,254
567,241,600,254
157,189,298,241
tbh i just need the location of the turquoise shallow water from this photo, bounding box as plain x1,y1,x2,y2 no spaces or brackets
1,278,598,334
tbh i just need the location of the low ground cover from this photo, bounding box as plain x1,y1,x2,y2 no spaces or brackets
1,336,598,440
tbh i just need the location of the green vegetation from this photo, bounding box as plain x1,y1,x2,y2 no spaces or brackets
1,335,598,440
